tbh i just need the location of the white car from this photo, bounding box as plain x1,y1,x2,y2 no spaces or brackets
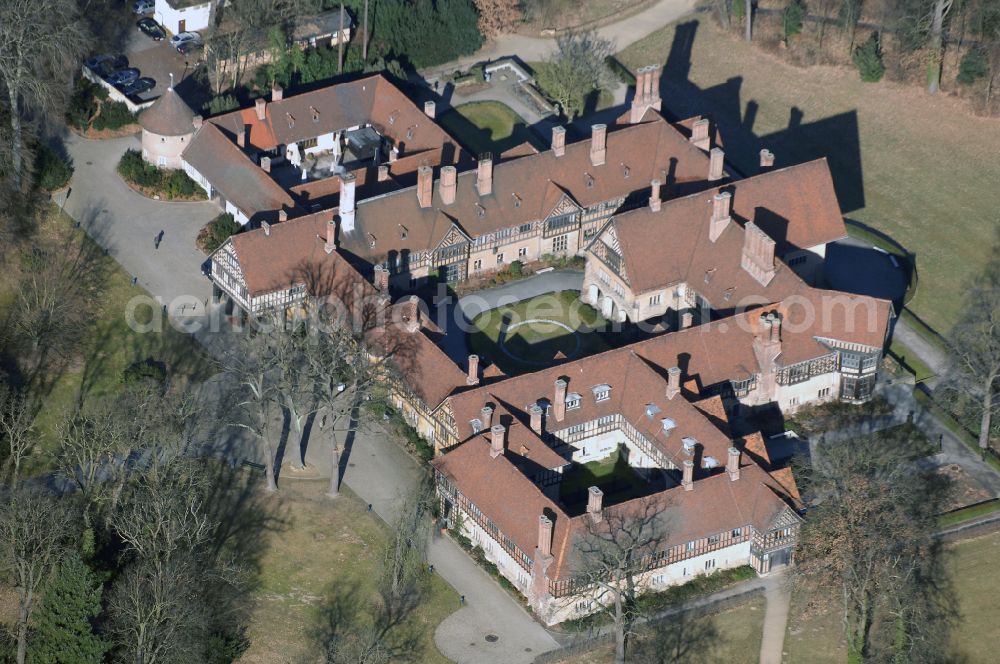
133,0,154,14
169,31,202,49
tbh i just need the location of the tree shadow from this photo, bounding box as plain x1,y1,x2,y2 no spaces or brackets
630,607,721,663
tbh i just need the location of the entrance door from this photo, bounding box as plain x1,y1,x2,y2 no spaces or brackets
442,262,463,283
770,547,791,568
178,19,186,32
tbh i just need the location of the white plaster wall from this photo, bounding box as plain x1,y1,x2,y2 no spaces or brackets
772,372,840,413
182,161,212,196
141,131,191,169
155,0,212,34
224,200,250,226
458,509,532,595
570,431,622,464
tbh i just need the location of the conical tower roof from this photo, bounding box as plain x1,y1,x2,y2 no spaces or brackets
138,86,195,137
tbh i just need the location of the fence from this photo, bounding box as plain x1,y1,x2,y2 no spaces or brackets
81,67,156,115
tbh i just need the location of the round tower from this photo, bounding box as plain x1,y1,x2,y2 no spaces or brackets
137,79,196,169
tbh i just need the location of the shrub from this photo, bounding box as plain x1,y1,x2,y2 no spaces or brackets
201,212,241,253
166,169,198,198
207,93,240,115
604,56,636,87
122,357,168,384
118,149,205,200
66,77,105,130
508,260,523,278
958,47,989,86
35,145,73,191
853,33,885,82
92,100,136,131
118,149,160,187
782,0,807,40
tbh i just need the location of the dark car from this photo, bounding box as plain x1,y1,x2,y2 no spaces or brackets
107,68,140,87
136,18,165,41
86,54,128,78
175,41,202,56
122,77,155,97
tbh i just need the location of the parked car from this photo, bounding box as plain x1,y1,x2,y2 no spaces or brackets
133,0,154,15
169,31,202,49
175,41,202,56
136,18,165,41
85,54,128,78
122,77,156,97
107,68,140,87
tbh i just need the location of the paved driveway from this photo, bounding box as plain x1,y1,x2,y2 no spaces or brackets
58,132,219,310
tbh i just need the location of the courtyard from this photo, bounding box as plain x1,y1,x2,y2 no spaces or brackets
467,290,614,375
559,446,654,508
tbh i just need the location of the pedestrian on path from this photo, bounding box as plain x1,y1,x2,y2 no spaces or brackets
154,230,164,249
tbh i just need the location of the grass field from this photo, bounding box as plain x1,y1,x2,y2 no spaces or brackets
468,290,612,375
559,447,650,504
437,101,542,156
784,530,1000,663
617,19,1000,335
558,595,766,664
239,480,456,664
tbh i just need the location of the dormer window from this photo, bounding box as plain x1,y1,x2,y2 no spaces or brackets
367,233,377,248
310,106,319,122
406,126,415,140
286,113,295,128
592,384,611,402
566,393,582,410
477,204,486,218
398,224,408,239
512,193,521,208
704,268,716,284
622,164,631,178
470,418,483,434
703,456,720,469
681,436,698,454
585,173,595,189
645,403,661,419
661,417,676,433
389,110,399,125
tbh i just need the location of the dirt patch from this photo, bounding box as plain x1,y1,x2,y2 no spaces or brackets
937,463,992,511
70,123,141,140
518,0,655,36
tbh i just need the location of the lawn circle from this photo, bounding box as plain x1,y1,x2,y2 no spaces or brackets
500,318,581,365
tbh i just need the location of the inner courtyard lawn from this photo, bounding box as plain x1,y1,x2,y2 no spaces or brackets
617,19,1000,334
468,290,612,375
559,447,651,505
437,101,543,156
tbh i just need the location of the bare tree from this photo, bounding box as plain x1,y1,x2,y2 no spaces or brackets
745,0,753,41
475,0,523,39
0,0,88,192
0,488,76,664
927,0,955,94
571,498,670,664
269,321,321,471
535,31,615,120
363,0,370,61
0,384,35,489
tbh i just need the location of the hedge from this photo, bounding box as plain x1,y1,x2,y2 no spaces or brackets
35,145,73,191
604,56,636,87
117,149,205,200
92,100,137,131
200,213,241,254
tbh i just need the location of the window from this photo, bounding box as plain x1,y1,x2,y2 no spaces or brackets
685,541,695,552
708,534,720,545
518,247,528,258
788,397,799,407
512,194,522,208
470,419,482,434
788,254,808,266
157,156,167,166
818,387,830,398
496,253,504,264
704,559,716,571
473,259,482,271
592,384,611,402
731,528,742,539
648,293,662,306
519,223,532,233
553,234,568,252
301,137,318,150
566,393,582,410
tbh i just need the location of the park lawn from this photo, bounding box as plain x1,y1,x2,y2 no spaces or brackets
468,290,612,375
3,206,213,472
239,480,456,664
617,19,1000,335
558,594,766,664
518,0,652,34
437,101,542,157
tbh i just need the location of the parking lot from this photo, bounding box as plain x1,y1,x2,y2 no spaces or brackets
123,30,193,103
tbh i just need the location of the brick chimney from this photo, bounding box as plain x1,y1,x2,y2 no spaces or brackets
467,354,480,385
416,166,433,208
193,115,203,130
260,156,271,173
553,379,567,422
629,65,662,124
389,146,399,163
680,311,694,329
666,366,681,400
476,155,493,196
424,100,436,119
587,486,604,523
590,124,607,166
490,424,505,459
373,264,389,292
552,126,566,157
271,83,283,102
538,514,553,556
727,447,741,481
481,405,494,430
759,149,775,170
324,216,336,254
690,118,710,151
682,459,694,491
278,208,288,222
237,124,248,148
530,404,543,434
255,97,266,121
402,295,421,333
339,172,356,233
439,165,457,205
708,147,725,181
649,179,661,212
741,223,777,286
709,191,731,243
378,164,390,182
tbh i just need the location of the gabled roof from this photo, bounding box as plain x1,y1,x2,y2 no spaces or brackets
138,87,195,137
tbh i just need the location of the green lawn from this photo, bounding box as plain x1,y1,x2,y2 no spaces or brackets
240,480,456,664
617,19,1000,335
437,101,543,157
468,290,612,375
888,338,936,383
559,446,651,505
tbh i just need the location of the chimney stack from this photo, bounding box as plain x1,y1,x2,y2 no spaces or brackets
727,447,741,481
416,166,433,208
587,486,604,523
476,155,493,196
629,65,662,123
261,221,271,236
741,223,777,286
682,459,694,491
402,295,421,333
255,97,266,121
424,100,436,119
680,311,694,329
271,83,283,102
769,312,781,343
260,156,271,173
192,115,203,130
530,404,544,434
709,191,731,243
481,405,494,430
278,208,288,222
324,216,336,254
649,179,662,212
490,424,505,459
666,366,681,400
590,124,607,166
759,149,775,170
708,147,725,181
389,146,399,163
690,118,710,150
237,124,248,148
538,514,553,556
439,165,457,205
377,164,390,182
551,126,566,157
374,265,389,292
339,172,356,233
467,354,480,386
554,379,567,422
